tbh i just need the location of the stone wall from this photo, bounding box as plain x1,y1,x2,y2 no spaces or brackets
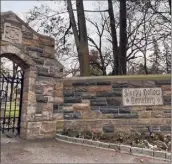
54,75,171,136
1,11,63,139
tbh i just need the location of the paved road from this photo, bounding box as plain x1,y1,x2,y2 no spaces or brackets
1,134,170,163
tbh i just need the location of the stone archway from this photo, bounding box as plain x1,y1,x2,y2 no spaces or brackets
1,11,63,139
0,45,37,138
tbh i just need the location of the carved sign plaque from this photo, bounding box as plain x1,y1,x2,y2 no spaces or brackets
122,88,163,106
2,23,22,44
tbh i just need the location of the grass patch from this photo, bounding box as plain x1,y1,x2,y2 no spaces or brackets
3,102,19,117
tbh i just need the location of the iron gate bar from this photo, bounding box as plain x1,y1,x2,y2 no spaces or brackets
8,75,14,131
18,74,24,134
0,68,24,134
2,75,8,133
12,77,19,132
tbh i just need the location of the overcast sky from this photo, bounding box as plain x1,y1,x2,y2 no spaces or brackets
1,1,110,73
1,1,106,16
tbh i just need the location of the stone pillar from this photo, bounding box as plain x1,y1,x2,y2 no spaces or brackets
1,11,64,139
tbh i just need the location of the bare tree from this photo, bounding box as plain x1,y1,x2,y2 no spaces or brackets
107,0,119,75
86,12,111,75
119,0,127,74
76,0,90,76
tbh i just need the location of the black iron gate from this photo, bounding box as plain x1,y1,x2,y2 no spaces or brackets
0,69,23,135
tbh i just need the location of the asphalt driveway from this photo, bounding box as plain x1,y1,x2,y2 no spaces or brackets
1,134,170,163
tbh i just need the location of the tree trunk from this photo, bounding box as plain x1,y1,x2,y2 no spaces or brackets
168,0,171,14
107,0,119,75
66,0,83,76
119,0,127,75
76,0,90,76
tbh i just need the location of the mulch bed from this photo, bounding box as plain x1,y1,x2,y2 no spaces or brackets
61,129,171,152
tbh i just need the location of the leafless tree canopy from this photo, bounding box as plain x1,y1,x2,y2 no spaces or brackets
25,0,171,76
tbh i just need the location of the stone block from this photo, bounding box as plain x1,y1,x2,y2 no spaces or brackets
82,93,96,99
91,102,107,106
54,90,63,97
40,121,56,135
27,122,41,131
42,110,53,120
26,114,35,122
163,96,171,105
56,121,64,130
109,143,120,151
81,110,102,119
90,97,107,106
83,139,92,145
138,111,151,118
43,86,53,96
75,92,83,96
153,150,166,158
99,142,110,148
26,46,43,53
163,91,171,96
82,99,90,104
142,148,153,156
119,107,131,114
53,97,64,104
114,114,138,119
68,136,76,142
151,111,164,118
131,147,143,154
87,86,112,93
160,126,171,132
102,114,114,119
60,135,69,141
155,80,171,85
112,83,128,88
54,82,63,90
99,106,119,114
23,91,36,104
132,106,146,111
27,105,36,115
35,87,44,94
53,113,63,120
106,97,121,106
44,59,57,67
43,46,54,55
36,95,48,103
166,152,171,160
56,134,62,139
97,91,122,97
96,81,111,85
120,145,131,153
75,87,87,92
73,103,90,111
37,66,49,76
63,89,74,97
92,140,100,147
33,58,44,64
64,97,81,103
161,85,171,91
75,138,84,144
64,112,81,120
150,118,171,125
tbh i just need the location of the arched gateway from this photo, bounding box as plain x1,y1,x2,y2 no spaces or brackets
0,11,63,139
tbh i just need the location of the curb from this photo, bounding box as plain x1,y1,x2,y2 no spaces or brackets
56,134,171,161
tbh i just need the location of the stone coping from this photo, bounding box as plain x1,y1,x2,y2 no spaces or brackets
57,74,171,82
56,134,171,161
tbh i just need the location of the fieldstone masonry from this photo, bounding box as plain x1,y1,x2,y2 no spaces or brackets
0,11,171,140
55,75,171,136
0,11,63,139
